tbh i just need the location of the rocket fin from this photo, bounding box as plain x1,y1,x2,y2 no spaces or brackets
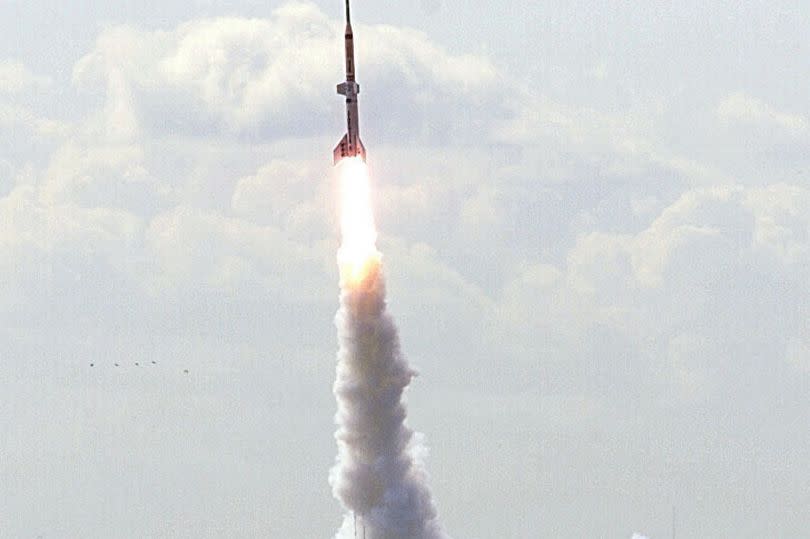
334,134,350,164
333,135,366,164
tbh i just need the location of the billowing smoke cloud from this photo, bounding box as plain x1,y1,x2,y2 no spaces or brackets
330,159,447,538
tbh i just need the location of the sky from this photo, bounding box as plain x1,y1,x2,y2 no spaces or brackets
1,0,810,537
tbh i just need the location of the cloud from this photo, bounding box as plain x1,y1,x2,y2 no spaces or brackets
0,102,67,138
0,60,70,199
39,141,166,212
717,92,807,135
743,183,810,269
498,96,730,186
0,184,143,318
0,59,51,94
144,205,332,302
72,2,500,142
231,159,331,237
6,4,808,404
567,183,810,294
1,2,810,537
495,182,810,403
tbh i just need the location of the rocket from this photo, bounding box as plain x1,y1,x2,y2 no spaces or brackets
334,0,367,164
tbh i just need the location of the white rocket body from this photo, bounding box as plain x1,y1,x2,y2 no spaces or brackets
334,0,367,164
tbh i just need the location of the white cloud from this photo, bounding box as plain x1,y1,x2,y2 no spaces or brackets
4,3,810,537
498,95,730,187
718,92,807,135
0,185,141,255
144,205,331,302
39,142,165,211
231,159,331,237
493,181,810,405
0,184,143,313
71,2,499,141
0,59,51,94
4,4,806,407
383,237,493,313
564,183,810,293
629,186,751,287
459,184,499,229
743,183,810,268
0,102,68,138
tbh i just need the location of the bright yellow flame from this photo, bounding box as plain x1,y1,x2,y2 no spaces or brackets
337,157,380,285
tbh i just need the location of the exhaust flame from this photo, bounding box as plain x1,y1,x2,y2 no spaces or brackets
337,158,380,285
331,159,448,538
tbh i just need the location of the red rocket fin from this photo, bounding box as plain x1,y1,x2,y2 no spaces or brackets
334,134,350,164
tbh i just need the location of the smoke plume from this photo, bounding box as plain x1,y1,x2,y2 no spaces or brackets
330,159,447,539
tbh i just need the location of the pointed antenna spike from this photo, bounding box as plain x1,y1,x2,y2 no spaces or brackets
346,0,351,24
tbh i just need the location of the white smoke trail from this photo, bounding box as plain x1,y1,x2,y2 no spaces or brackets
331,159,447,539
